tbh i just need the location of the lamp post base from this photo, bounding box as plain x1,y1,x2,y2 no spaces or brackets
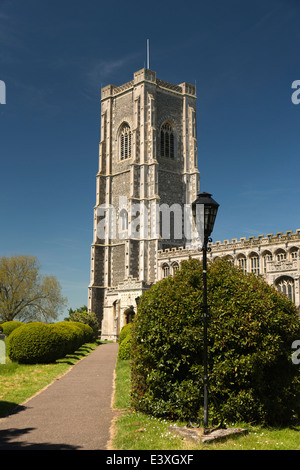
169,425,248,444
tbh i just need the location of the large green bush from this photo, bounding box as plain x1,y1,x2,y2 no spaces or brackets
118,323,133,345
1,321,24,336
131,258,300,426
51,321,84,356
118,334,132,360
7,322,65,364
54,321,93,350
7,320,92,364
69,321,94,343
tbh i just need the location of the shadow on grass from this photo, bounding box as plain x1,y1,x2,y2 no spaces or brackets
56,339,103,365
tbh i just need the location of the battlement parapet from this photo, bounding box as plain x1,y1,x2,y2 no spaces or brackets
101,69,196,100
158,230,300,258
211,230,300,250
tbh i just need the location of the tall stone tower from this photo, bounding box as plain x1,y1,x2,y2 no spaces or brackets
88,68,200,340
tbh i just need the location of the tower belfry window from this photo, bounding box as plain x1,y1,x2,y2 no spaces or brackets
120,123,132,160
160,122,175,159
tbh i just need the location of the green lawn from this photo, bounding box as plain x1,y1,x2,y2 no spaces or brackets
111,358,300,450
2,345,300,450
0,340,102,417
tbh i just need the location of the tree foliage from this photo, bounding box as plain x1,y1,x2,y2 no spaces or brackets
66,307,99,339
130,258,300,426
0,255,67,322
0,321,24,336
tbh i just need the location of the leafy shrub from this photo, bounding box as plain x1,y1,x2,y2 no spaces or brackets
131,258,300,426
55,320,93,349
7,322,66,364
68,311,99,339
1,321,24,336
7,320,92,364
69,321,94,343
118,323,133,345
51,321,84,356
118,334,132,360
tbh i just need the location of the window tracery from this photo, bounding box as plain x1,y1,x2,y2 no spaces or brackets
119,123,131,160
160,122,175,159
276,276,295,302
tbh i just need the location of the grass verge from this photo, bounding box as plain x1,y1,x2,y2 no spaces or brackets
111,358,300,450
0,340,102,418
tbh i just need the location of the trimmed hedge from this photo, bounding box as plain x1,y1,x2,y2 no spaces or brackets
70,321,94,343
1,321,24,336
131,258,300,426
7,320,94,364
118,334,132,360
118,323,133,345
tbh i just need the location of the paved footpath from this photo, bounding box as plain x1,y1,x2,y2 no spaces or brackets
0,342,119,450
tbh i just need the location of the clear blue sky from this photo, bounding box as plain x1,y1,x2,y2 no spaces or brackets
0,0,299,317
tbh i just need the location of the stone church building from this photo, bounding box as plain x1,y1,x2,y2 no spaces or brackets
88,68,300,340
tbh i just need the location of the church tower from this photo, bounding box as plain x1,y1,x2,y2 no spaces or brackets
88,68,200,340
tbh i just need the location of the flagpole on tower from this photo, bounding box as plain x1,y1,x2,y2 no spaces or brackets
147,39,150,69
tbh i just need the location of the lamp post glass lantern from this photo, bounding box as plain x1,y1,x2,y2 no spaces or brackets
192,192,219,434
192,192,219,242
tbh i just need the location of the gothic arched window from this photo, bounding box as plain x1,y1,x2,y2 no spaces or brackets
249,252,260,275
237,255,247,274
262,251,272,273
119,123,132,160
276,276,295,303
290,247,299,261
162,263,170,278
160,122,175,159
172,262,179,275
276,249,286,262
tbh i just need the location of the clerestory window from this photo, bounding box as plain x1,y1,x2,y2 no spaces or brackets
291,248,298,260
276,249,287,262
160,122,175,159
120,123,131,160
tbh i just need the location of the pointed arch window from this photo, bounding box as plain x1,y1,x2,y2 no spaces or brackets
276,276,295,303
119,123,132,160
237,255,247,274
172,262,179,275
249,253,260,275
290,248,299,260
160,122,175,159
276,249,287,262
262,251,273,273
162,263,170,278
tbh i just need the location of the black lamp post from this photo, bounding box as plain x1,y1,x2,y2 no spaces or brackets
192,192,219,434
